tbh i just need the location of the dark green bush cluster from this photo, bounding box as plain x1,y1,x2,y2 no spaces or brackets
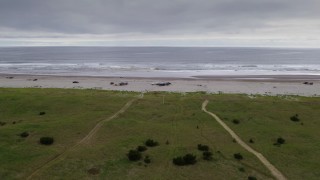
145,139,159,147
127,150,142,161
20,132,29,138
234,153,243,160
197,144,209,151
197,144,213,160
290,114,300,122
39,137,54,145
128,139,159,163
173,154,197,166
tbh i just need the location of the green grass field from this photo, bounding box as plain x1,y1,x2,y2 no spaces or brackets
0,88,319,180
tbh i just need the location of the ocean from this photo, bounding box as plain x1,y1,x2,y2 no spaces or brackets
0,47,320,78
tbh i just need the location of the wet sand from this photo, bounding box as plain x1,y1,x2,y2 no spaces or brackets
0,74,319,96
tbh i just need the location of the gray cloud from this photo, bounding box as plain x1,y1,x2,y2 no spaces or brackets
0,0,319,46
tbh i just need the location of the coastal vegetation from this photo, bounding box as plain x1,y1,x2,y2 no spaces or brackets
0,88,319,179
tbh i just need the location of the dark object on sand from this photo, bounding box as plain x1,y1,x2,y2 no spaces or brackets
73,81,79,83
6,76,14,79
119,82,128,86
152,82,171,86
33,79,38,81
303,82,314,85
110,82,114,85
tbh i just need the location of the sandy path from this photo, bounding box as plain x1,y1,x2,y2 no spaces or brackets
202,100,287,180
27,96,141,180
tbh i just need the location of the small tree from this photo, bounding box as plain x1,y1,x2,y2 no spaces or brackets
40,137,54,145
127,150,142,161
234,153,243,160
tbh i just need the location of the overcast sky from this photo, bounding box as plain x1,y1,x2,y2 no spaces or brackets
0,0,319,47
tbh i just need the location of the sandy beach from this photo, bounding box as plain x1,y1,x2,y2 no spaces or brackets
1,74,319,96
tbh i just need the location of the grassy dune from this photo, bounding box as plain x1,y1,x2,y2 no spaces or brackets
0,88,319,179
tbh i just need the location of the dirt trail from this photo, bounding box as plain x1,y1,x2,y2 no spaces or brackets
202,100,287,180
27,96,140,180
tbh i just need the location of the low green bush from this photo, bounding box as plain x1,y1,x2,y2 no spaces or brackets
234,153,243,160
203,151,213,160
197,144,209,151
144,156,151,164
127,150,142,161
145,139,159,147
136,145,147,152
20,132,29,138
39,137,54,145
173,154,197,166
248,176,257,180
290,114,300,122
232,119,240,124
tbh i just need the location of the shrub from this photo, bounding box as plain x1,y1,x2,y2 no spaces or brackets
145,139,159,147
20,132,29,138
39,112,46,115
0,122,6,126
39,137,54,145
183,154,197,165
197,144,209,151
136,145,147,152
249,138,254,143
232,119,240,124
173,156,185,166
277,137,285,145
144,156,151,164
173,154,197,166
248,176,257,180
127,150,142,161
234,153,243,160
203,151,213,160
290,114,300,122
238,167,245,172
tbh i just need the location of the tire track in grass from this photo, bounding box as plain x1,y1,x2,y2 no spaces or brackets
202,100,287,180
27,94,142,180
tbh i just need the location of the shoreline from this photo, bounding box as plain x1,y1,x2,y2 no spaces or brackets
1,73,319,96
